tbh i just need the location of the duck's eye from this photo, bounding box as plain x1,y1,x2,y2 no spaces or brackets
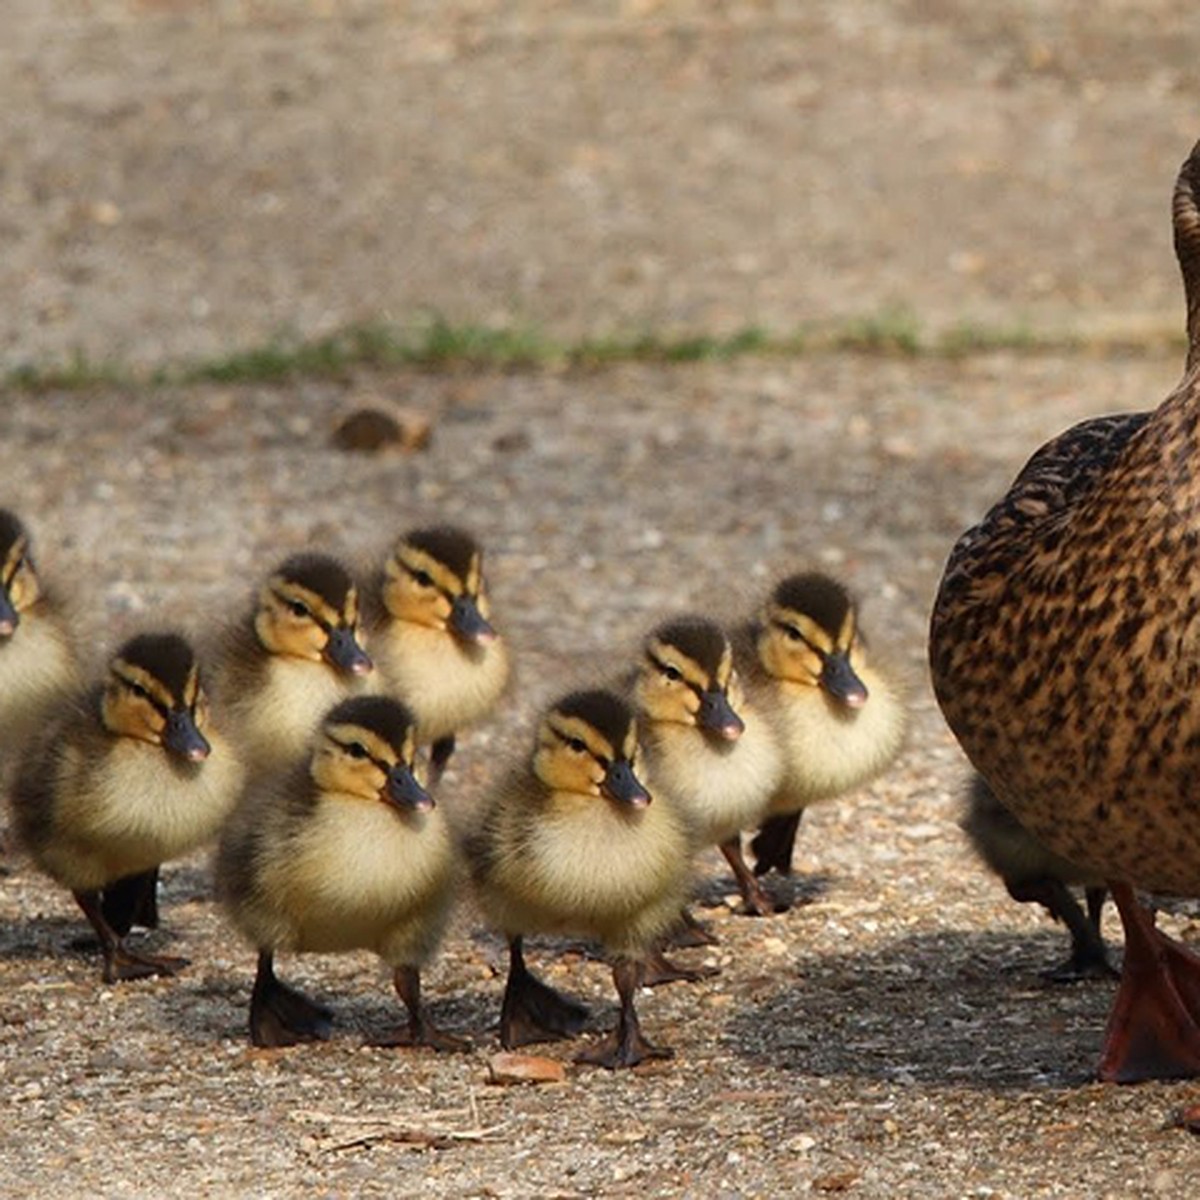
411,569,434,588
345,742,369,760
566,737,587,754
288,600,309,619
661,664,682,682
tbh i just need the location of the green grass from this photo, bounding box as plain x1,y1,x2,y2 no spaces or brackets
1,311,1187,393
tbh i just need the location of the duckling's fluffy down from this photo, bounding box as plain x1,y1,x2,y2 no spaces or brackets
468,776,692,959
218,775,458,968
0,612,77,759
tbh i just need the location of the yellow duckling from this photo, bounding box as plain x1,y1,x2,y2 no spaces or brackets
367,526,510,782
467,688,692,1069
216,695,462,1050
0,508,80,766
631,615,783,920
9,631,243,982
214,551,373,773
739,572,906,879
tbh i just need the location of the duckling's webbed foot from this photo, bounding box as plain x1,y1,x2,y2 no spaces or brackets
1009,878,1117,983
500,936,588,1048
670,907,720,948
1098,884,1200,1083
249,951,333,1048
641,946,720,987
719,837,780,916
374,966,469,1053
575,959,674,1070
74,888,188,984
750,812,802,877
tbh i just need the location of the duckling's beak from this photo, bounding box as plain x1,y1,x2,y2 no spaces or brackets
324,626,373,676
448,594,497,645
383,763,434,813
697,689,745,741
163,708,211,762
601,760,651,809
820,651,869,709
0,590,17,638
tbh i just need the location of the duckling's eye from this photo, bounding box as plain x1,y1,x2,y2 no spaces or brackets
127,682,151,702
784,626,803,642
661,665,682,682
566,737,587,754
345,742,369,760
410,569,434,588
288,600,309,619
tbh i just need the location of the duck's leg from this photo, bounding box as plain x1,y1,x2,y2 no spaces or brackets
499,935,588,1048
101,867,160,936
576,959,674,1070
720,836,778,916
249,950,333,1047
73,889,188,984
374,965,468,1052
428,735,457,788
1097,883,1200,1082
750,812,802,877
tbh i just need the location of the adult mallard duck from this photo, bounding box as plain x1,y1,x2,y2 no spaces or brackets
929,137,1200,1082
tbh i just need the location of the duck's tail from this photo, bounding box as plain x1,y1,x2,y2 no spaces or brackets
1173,138,1200,374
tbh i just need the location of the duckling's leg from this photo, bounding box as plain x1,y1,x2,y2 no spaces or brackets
670,906,720,948
428,735,457,787
1006,878,1117,982
750,812,802,877
499,936,589,1048
575,959,674,1070
719,836,778,916
100,868,160,937
374,965,469,1053
249,950,334,1047
1097,884,1200,1083
73,889,188,984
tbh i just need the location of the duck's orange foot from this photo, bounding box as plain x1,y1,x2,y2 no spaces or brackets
1098,884,1200,1083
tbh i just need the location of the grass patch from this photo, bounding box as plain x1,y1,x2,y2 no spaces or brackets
1,311,1187,393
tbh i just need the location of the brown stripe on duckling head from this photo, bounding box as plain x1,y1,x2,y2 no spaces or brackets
647,616,732,687
0,509,28,563
321,694,418,760
772,573,857,645
551,689,638,761
399,526,482,591
115,632,200,706
274,553,358,616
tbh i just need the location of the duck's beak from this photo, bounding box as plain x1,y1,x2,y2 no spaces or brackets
448,594,497,645
601,759,651,809
383,763,434,813
697,689,745,741
163,708,211,761
821,651,868,709
324,626,373,676
0,590,17,639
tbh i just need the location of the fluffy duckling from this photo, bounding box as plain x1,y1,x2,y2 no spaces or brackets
0,509,80,766
961,773,1114,982
740,572,906,878
631,616,783,920
217,695,462,1050
9,632,243,982
468,689,693,1069
367,526,509,781
215,552,373,772
928,138,1200,1081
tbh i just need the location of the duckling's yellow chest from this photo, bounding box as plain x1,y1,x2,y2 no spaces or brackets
268,798,456,957
642,711,783,844
233,658,366,767
0,616,76,755
768,671,905,813
48,734,244,889
371,623,509,742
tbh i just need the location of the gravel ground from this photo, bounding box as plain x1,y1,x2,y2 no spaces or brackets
4,353,1200,1199
7,3,1200,1197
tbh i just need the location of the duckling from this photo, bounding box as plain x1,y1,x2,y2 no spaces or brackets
928,137,1200,1081
961,773,1114,982
467,689,692,1069
215,551,373,772
9,631,243,982
216,694,462,1051
0,509,80,766
630,615,784,921
366,526,509,782
739,572,906,879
